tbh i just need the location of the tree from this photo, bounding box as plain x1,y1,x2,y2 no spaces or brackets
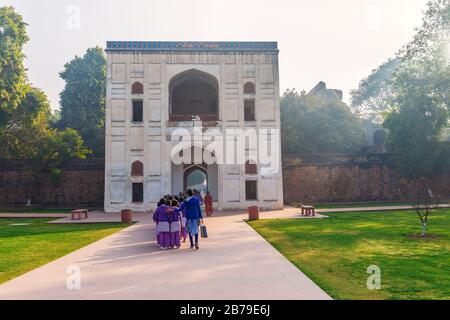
0,6,29,126
350,58,402,122
0,7,90,204
403,0,450,60
351,0,450,121
384,52,450,237
0,86,52,158
58,47,106,156
350,1,450,236
28,127,90,204
398,178,445,238
32,127,90,178
0,86,90,201
281,89,366,154
384,53,449,178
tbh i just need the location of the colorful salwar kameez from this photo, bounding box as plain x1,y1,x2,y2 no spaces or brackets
204,194,213,216
169,210,181,248
153,205,170,249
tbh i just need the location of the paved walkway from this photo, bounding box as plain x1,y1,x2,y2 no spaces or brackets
0,208,331,300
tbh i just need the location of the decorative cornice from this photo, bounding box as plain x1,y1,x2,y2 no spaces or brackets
105,41,278,53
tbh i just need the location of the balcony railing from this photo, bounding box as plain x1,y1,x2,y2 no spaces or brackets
169,114,219,122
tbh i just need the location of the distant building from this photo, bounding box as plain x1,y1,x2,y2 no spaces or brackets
104,41,284,212
307,81,343,102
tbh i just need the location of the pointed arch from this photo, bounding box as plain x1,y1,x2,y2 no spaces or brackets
169,69,219,121
184,165,208,192
131,161,144,176
131,82,144,94
244,82,256,94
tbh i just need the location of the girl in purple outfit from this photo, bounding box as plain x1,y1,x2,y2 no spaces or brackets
168,199,181,249
152,201,162,245
153,198,171,249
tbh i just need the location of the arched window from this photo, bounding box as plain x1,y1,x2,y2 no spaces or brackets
244,82,256,94
245,160,257,174
131,82,144,94
131,161,144,176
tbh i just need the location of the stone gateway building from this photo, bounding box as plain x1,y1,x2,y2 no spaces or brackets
104,41,283,213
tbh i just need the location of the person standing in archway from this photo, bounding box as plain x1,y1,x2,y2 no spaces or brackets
204,191,213,217
174,189,203,249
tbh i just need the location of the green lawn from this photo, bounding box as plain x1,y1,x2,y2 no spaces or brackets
312,200,450,209
0,218,127,284
313,201,413,209
249,210,450,300
0,208,74,213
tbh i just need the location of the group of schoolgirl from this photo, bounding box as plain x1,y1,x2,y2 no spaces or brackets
152,189,204,250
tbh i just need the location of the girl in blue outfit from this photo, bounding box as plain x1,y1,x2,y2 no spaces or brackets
174,189,203,249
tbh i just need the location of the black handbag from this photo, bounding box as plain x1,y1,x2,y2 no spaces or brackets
200,224,208,238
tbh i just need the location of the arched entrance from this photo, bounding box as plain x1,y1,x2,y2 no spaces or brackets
169,69,219,121
171,146,218,200
184,165,208,193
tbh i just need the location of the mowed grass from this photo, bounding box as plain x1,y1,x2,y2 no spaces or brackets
249,210,450,300
313,200,450,209
0,218,127,284
0,208,73,213
313,202,412,209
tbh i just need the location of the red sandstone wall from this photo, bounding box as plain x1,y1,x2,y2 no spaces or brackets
282,154,450,204
0,159,104,208
1,155,448,208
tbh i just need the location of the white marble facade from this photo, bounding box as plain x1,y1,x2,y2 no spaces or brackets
104,42,283,212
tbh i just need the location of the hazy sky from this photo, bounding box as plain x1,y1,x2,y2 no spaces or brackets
1,0,429,110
